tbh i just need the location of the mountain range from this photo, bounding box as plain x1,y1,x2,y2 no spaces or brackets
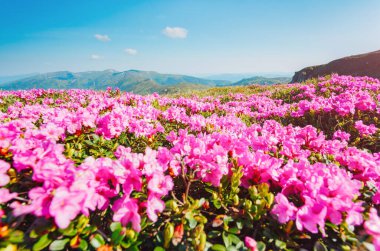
3,49,380,94
1,70,290,94
232,76,291,86
203,73,292,82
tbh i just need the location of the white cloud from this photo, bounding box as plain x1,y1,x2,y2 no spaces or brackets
94,34,111,42
124,48,138,55
162,27,188,39
91,54,101,60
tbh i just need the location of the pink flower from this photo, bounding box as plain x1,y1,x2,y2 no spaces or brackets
12,187,52,217
0,160,10,186
355,120,377,136
271,193,297,223
373,186,380,205
112,196,141,232
364,208,380,250
245,237,258,251
0,188,17,203
146,194,165,222
296,200,327,235
147,173,173,196
156,147,173,167
333,130,351,141
49,187,85,229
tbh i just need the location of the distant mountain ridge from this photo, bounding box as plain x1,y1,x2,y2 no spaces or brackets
1,70,229,95
205,73,292,82
1,69,291,94
292,50,380,83
0,73,37,84
232,76,290,86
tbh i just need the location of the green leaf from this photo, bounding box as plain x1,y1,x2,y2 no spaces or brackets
207,230,221,239
236,241,244,249
236,221,243,230
81,225,97,237
211,244,227,251
78,239,88,250
198,198,206,208
223,216,233,226
30,229,39,239
90,234,105,249
60,224,77,237
228,234,241,245
121,240,132,249
76,215,89,231
126,245,140,251
228,227,240,234
153,247,166,251
8,230,24,244
213,199,222,209
222,232,230,247
188,217,198,229
49,239,69,251
111,228,126,245
185,212,198,229
257,241,266,251
204,187,216,194
275,239,286,250
33,234,53,251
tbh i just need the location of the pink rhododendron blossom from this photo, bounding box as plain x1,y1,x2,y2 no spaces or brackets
364,208,380,250
0,188,17,204
0,160,10,186
333,130,351,141
355,120,377,136
49,187,85,229
112,196,141,232
271,193,297,223
245,236,258,251
296,200,327,235
146,194,165,222
147,173,173,196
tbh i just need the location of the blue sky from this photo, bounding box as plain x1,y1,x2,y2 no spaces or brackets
1,0,380,76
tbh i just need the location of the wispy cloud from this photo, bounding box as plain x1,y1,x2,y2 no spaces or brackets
91,54,102,60
162,27,188,39
124,48,138,55
94,34,111,42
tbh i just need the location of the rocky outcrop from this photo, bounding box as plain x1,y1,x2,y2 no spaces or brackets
292,50,380,83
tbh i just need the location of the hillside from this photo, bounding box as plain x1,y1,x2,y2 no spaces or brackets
0,70,230,94
232,76,290,86
292,50,380,82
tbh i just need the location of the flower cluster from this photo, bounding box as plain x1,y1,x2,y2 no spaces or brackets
0,74,379,250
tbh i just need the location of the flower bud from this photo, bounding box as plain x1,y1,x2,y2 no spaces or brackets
245,199,252,211
266,193,274,208
167,200,179,213
212,192,218,200
0,225,9,238
97,245,113,251
164,222,174,248
125,229,135,240
197,232,207,251
233,194,239,206
172,223,184,246
202,200,210,210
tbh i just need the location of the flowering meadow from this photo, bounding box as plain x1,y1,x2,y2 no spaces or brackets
1,74,380,251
